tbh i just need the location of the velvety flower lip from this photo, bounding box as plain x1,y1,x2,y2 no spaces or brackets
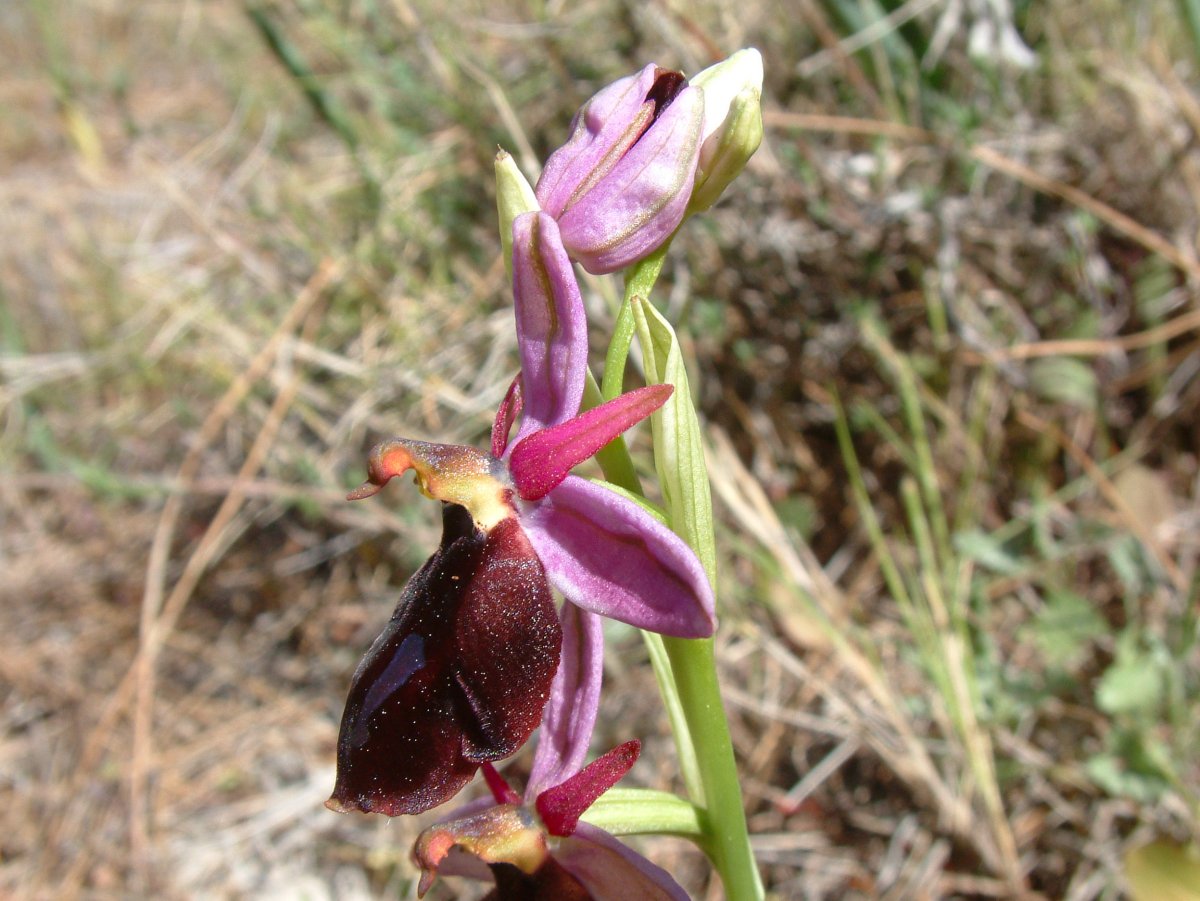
326,504,561,817
535,64,703,274
413,741,692,900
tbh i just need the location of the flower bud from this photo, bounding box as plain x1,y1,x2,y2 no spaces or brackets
495,149,541,280
686,48,763,214
536,64,703,274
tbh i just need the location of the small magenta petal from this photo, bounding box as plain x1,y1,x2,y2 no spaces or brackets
527,604,604,799
509,385,673,501
536,740,640,837
482,762,523,806
555,823,693,901
521,476,715,638
511,212,587,444
491,374,524,458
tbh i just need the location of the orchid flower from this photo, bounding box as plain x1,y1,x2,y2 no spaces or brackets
535,64,704,275
326,212,715,817
413,740,690,900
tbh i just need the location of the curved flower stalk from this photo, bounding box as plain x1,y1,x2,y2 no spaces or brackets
327,212,714,817
413,740,690,900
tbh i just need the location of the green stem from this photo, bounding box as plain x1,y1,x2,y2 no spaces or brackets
624,242,671,301
602,296,637,402
664,636,763,900
603,245,762,900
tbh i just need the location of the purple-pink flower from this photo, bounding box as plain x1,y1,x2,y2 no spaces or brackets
535,64,704,275
413,740,690,900
326,212,714,817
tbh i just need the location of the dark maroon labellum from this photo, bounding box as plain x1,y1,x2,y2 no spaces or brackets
644,69,687,126
328,503,561,816
484,860,594,901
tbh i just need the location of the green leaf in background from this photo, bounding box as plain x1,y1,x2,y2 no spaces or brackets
955,528,1023,576
1125,841,1200,901
631,297,717,586
1097,631,1164,716
1027,589,1107,671
1027,356,1098,410
1085,749,1169,804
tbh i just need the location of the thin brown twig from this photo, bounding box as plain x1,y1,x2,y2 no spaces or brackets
968,145,1200,283
1015,407,1186,592
765,110,1200,284
128,259,340,875
960,307,1200,363
764,109,934,143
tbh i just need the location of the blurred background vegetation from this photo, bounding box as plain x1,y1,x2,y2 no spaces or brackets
3,0,1199,898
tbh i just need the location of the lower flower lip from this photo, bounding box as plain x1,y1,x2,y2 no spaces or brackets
328,505,561,817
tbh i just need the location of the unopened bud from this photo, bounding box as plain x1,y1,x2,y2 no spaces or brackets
687,48,763,214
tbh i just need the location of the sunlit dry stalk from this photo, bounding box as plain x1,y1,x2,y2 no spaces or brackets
128,259,339,875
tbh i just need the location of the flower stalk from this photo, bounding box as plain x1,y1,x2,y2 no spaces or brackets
620,255,763,901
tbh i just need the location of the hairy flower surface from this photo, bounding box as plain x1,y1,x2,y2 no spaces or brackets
327,214,714,817
413,741,690,900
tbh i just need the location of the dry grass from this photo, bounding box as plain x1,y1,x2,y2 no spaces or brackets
3,0,1199,898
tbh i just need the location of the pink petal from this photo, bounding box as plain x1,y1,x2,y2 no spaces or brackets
520,476,715,638
509,385,672,501
510,212,587,445
535,64,661,219
556,86,704,274
528,604,604,800
555,823,693,901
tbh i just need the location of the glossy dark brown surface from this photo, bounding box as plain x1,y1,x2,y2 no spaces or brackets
329,504,560,816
